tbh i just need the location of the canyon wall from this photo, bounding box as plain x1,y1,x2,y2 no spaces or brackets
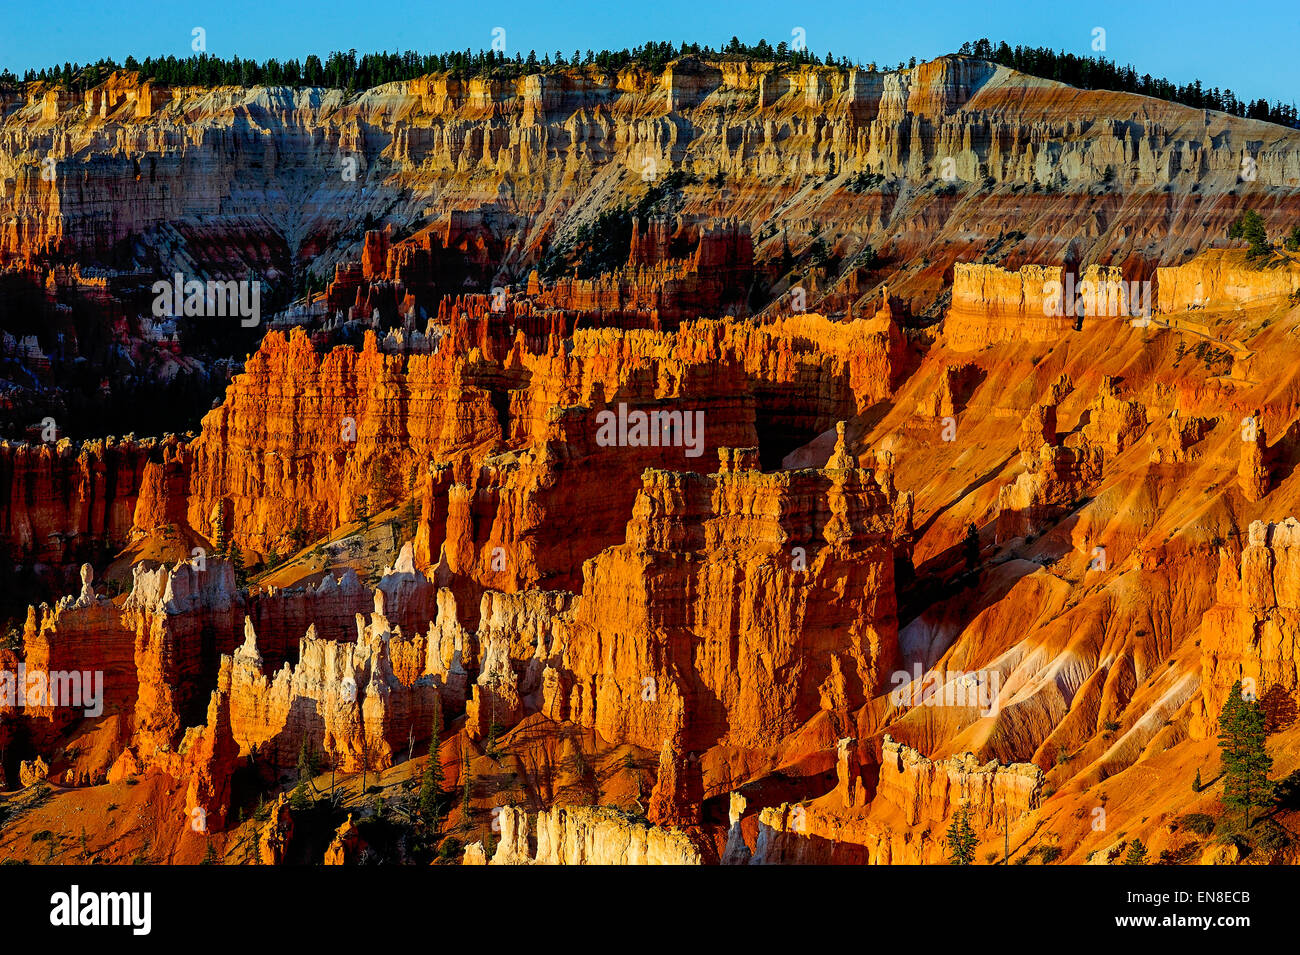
944,263,1071,351
5,56,1299,316
1156,250,1300,312
0,436,184,563
874,734,1044,830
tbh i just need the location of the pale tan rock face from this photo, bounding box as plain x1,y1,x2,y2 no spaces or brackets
1157,250,1300,312
7,56,1297,318
18,755,49,787
487,806,701,865
227,613,441,772
945,264,1073,351
875,735,1043,829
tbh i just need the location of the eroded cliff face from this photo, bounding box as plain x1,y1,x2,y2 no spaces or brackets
1157,250,1300,312
559,436,904,752
0,436,182,563
228,612,440,772
482,805,702,865
6,56,1299,314
944,263,1072,351
4,542,454,806
874,734,1043,829
184,310,900,581
736,736,1043,865
11,238,1300,865
1194,519,1300,738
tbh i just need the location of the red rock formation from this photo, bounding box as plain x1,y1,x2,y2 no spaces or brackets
257,792,295,864
123,559,243,756
0,437,178,563
10,54,1300,869
189,313,899,589
646,734,703,827
131,441,191,538
1239,412,1269,501
324,814,367,864
17,565,134,758
560,434,902,752
996,376,1145,541
361,227,392,281
182,679,239,832
1195,519,1300,738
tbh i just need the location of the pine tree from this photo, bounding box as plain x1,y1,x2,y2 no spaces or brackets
1230,210,1271,260
369,457,397,511
228,543,247,588
296,739,318,784
1218,679,1276,827
288,510,308,551
211,507,228,557
289,778,311,810
419,706,445,829
946,806,978,864
1193,768,1202,793
398,495,418,540
290,739,315,810
1242,211,1271,261
461,742,473,825
1122,838,1147,864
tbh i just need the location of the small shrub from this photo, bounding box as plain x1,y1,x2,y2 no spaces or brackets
1158,842,1201,864
1252,820,1291,854
1178,813,1215,837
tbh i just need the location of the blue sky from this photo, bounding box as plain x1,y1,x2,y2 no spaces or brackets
3,0,1296,104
